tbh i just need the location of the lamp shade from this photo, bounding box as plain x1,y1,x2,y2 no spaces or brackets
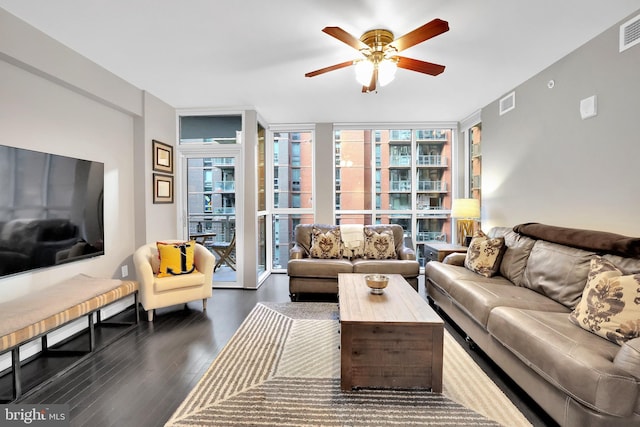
355,60,374,86
378,59,397,86
451,198,480,219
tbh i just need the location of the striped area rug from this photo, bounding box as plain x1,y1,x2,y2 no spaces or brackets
165,302,531,426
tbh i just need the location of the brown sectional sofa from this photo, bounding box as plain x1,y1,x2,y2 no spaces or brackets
425,223,640,427
288,224,419,300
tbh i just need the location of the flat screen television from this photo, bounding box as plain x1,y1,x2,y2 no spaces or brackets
0,145,104,278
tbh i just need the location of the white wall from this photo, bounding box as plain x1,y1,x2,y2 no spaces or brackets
481,9,640,236
0,58,135,299
0,8,178,294
0,10,180,372
139,92,179,246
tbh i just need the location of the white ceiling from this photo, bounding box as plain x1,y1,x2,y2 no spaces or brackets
1,0,639,124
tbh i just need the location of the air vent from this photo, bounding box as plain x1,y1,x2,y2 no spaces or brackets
499,91,515,115
620,14,640,52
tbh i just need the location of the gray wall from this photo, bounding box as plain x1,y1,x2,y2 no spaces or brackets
481,9,640,236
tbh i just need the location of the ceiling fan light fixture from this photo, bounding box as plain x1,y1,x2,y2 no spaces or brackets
306,19,449,91
355,59,374,86
378,58,397,86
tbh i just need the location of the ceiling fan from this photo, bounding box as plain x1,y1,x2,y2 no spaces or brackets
305,18,449,93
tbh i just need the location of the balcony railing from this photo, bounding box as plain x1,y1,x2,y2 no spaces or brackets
416,204,443,210
211,158,235,166
215,181,235,192
416,130,447,140
416,231,446,242
389,130,412,141
417,180,447,192
213,207,235,214
389,155,411,166
389,180,411,191
417,155,447,167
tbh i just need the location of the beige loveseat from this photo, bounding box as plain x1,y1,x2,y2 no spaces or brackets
288,224,419,300
425,223,640,427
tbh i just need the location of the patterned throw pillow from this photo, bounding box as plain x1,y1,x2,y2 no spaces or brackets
569,256,640,345
464,230,506,277
309,227,342,259
363,228,396,260
156,241,197,278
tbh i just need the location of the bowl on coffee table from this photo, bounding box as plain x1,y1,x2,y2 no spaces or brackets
364,274,389,294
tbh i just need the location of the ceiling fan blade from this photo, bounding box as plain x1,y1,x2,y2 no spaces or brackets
322,27,369,51
305,60,355,78
362,68,377,93
397,56,445,76
389,18,449,52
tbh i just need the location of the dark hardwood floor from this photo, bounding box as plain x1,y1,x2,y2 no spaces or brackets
3,274,557,427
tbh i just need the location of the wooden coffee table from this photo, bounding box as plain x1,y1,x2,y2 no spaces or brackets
338,273,444,392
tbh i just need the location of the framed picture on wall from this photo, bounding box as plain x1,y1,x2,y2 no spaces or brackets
153,173,174,204
152,139,173,174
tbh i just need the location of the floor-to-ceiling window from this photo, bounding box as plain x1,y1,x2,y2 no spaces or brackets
257,122,267,280
269,127,314,270
334,126,456,267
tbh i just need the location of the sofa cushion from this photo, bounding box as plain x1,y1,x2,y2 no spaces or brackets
310,226,342,259
603,254,640,275
499,229,535,286
514,222,640,258
156,240,196,278
287,258,353,279
615,338,640,379
425,263,568,328
487,307,639,417
154,271,206,292
363,228,396,259
464,230,505,277
570,256,640,345
352,258,419,277
522,240,594,309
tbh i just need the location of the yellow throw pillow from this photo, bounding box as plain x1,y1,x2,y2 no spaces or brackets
569,256,640,345
464,230,506,277
156,241,197,278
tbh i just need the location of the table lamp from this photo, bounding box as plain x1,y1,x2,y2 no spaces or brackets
451,198,480,246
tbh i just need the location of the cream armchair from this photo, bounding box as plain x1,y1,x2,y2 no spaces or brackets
133,241,215,321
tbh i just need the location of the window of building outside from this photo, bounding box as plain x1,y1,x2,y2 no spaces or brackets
334,128,454,267
271,130,314,270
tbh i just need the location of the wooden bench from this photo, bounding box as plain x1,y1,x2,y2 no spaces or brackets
0,274,138,402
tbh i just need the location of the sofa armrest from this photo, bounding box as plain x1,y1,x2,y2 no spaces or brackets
443,252,466,266
289,243,306,260
614,338,640,379
397,246,416,260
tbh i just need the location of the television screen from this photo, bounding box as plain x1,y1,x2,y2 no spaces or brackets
0,145,104,277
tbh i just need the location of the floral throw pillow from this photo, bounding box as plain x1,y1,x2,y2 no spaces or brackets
464,230,505,277
569,256,640,345
309,227,342,259
363,228,396,260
